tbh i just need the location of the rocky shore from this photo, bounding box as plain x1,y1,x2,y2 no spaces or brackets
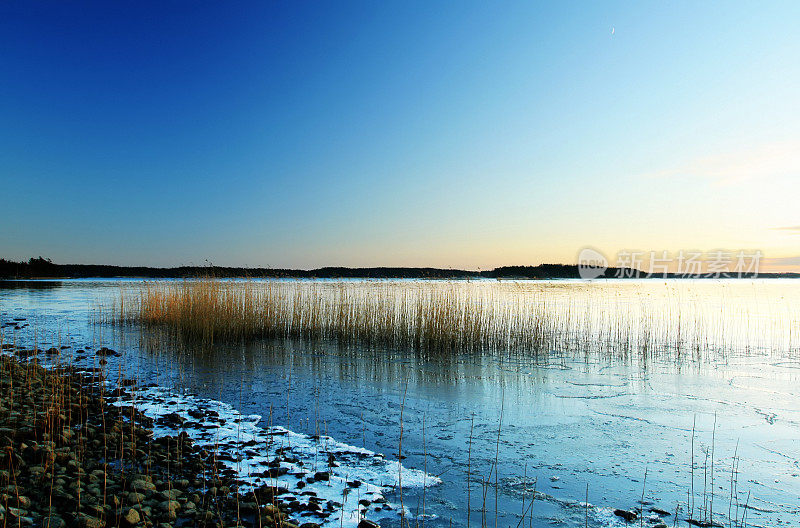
0,349,302,528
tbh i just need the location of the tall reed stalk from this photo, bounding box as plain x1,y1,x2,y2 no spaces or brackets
102,278,800,358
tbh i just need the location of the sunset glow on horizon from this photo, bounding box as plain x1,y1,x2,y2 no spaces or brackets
1,2,798,271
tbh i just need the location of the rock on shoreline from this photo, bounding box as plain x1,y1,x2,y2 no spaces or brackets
0,353,298,528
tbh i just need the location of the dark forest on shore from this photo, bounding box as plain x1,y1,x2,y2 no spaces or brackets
2,257,796,280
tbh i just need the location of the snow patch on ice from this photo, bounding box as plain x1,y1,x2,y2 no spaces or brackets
112,386,440,528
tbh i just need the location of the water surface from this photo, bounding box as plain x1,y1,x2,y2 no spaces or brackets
1,279,798,528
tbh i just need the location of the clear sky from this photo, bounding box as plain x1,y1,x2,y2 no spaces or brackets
2,2,799,270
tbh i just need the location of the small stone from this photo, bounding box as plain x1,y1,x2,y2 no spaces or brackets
613,509,637,522
122,508,141,526
76,514,105,528
160,500,180,520
43,516,66,528
160,488,182,500
130,479,156,492
127,492,146,504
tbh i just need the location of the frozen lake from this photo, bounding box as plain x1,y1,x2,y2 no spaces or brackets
1,279,798,527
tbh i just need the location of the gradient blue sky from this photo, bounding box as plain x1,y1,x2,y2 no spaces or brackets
2,2,799,269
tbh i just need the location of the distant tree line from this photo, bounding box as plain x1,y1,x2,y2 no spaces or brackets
0,258,794,280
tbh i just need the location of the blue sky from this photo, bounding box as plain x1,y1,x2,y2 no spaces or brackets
2,2,799,269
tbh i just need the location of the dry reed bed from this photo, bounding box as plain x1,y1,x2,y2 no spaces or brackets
103,279,800,357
